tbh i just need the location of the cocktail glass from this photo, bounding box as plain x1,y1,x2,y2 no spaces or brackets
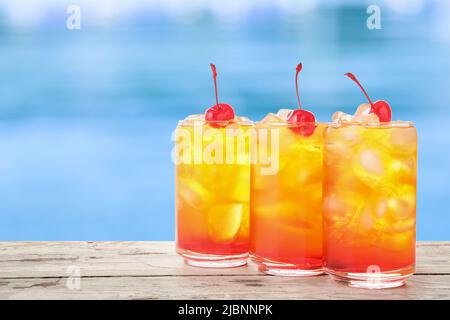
323,121,417,288
250,112,325,276
174,116,253,267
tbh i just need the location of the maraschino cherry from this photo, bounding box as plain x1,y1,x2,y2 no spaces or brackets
287,63,316,136
345,73,392,122
205,63,234,127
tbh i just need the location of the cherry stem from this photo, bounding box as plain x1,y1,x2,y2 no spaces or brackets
295,63,302,110
210,63,219,108
345,73,374,107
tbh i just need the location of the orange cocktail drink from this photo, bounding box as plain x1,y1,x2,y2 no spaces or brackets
175,117,252,267
323,121,417,287
250,63,323,276
174,63,252,267
323,72,417,288
250,115,325,276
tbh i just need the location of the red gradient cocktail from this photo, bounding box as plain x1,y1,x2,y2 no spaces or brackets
250,64,324,276
323,73,417,288
174,64,252,267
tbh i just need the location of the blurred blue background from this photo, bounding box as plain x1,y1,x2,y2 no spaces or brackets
0,0,449,240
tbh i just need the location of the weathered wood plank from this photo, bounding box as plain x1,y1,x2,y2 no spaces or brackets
1,275,449,300
415,242,450,274
0,242,449,279
1,242,449,300
0,242,260,278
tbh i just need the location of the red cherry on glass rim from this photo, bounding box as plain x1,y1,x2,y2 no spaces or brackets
205,103,234,123
371,100,392,123
287,63,316,136
288,109,316,136
344,73,392,122
205,63,234,127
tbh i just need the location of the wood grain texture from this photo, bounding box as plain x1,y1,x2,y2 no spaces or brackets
0,241,449,299
1,275,449,300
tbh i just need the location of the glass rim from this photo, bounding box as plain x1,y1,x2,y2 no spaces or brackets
255,121,323,127
327,120,415,128
177,118,254,126
177,118,414,128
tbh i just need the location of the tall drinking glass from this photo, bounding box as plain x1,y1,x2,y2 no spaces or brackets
174,117,253,267
323,121,417,288
250,120,325,276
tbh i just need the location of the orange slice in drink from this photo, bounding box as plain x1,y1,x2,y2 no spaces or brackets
207,203,245,243
177,177,212,210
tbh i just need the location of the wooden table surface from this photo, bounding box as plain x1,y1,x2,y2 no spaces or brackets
0,241,449,300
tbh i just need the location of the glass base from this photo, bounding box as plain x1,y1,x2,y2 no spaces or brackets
252,255,324,277
326,266,414,289
177,249,248,268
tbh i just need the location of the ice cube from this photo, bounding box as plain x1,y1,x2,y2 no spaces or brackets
358,148,384,176
235,115,251,123
332,111,352,123
358,206,375,230
353,103,371,118
260,113,284,123
360,113,380,124
332,104,381,125
375,199,388,218
323,194,350,220
177,177,212,209
391,126,417,151
370,185,415,232
340,125,363,141
389,158,416,184
181,114,205,126
388,185,416,220
352,104,380,124
351,147,385,186
276,109,293,121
